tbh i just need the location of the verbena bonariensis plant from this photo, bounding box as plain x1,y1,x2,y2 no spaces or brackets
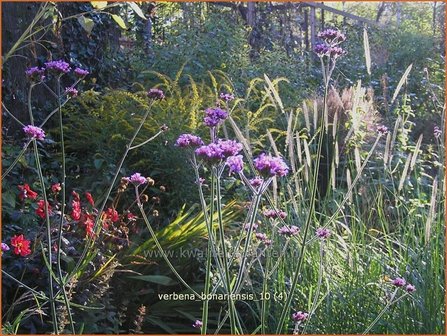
162,28,418,334
2,61,166,334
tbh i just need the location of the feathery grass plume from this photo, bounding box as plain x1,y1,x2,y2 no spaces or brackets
398,153,412,192
425,177,438,245
303,101,310,131
410,134,423,171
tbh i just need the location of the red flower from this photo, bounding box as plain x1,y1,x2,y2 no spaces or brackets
127,212,137,221
51,183,61,193
36,200,52,219
10,234,32,257
71,200,81,221
18,184,38,201
81,213,95,237
105,208,119,223
72,191,80,201
85,192,95,206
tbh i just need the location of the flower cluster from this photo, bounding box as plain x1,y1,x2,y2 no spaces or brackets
263,208,287,219
128,173,148,187
317,29,346,44
2,242,10,252
74,67,89,77
253,153,289,177
10,234,32,257
292,311,309,322
44,60,71,75
175,134,204,148
278,225,300,237
314,28,346,58
391,277,416,293
226,155,244,174
26,61,88,81
65,87,78,98
219,92,235,102
147,88,165,100
255,232,272,245
195,139,243,164
23,125,45,141
316,227,331,239
377,125,388,135
36,200,52,219
18,184,38,201
25,67,45,82
204,107,228,127
192,320,203,329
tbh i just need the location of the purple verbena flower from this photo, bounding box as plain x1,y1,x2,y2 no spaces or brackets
253,153,289,177
249,177,264,189
244,221,259,231
25,67,45,82
1,243,10,252
128,173,147,187
203,107,228,127
391,277,406,287
434,126,442,139
217,139,243,157
316,227,331,239
74,67,89,77
317,29,346,44
377,125,388,135
263,209,287,219
147,88,165,100
192,320,203,329
195,143,225,163
219,92,235,102
329,46,346,58
255,232,268,241
292,311,309,322
65,87,78,98
175,134,204,148
278,225,300,237
405,284,416,293
23,125,45,141
44,60,71,75
314,43,330,57
226,155,244,174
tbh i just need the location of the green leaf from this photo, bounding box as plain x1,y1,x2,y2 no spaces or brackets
111,14,127,29
77,16,95,35
128,2,146,19
91,1,107,9
129,275,176,286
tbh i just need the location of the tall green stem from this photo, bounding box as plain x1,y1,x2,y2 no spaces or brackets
32,140,58,333
215,168,238,334
55,78,75,333
275,81,329,334
69,101,155,281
